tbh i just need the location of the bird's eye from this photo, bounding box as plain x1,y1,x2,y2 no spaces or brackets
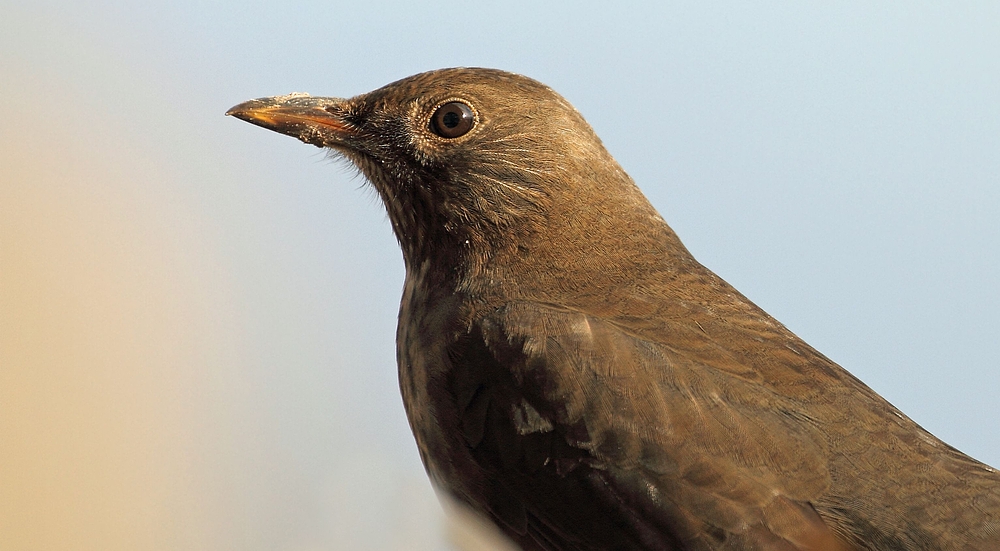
431,101,475,138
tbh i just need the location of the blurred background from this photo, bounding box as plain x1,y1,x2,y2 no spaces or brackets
1,2,997,550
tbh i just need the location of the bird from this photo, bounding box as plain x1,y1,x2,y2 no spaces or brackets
227,68,1000,551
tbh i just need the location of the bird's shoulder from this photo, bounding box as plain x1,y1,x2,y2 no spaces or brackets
445,298,855,550
448,288,1000,549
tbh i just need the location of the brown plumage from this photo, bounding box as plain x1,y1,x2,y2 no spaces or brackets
227,68,1000,550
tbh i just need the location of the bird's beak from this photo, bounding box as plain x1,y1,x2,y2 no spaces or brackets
226,93,353,147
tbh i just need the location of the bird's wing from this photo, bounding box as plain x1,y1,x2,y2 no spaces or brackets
445,299,854,551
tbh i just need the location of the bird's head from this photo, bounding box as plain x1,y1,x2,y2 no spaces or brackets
228,68,678,292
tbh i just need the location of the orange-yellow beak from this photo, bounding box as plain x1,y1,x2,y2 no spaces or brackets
226,93,354,146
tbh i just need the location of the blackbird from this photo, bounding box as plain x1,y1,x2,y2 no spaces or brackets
227,68,1000,550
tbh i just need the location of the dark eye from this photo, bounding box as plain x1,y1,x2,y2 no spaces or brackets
431,101,475,138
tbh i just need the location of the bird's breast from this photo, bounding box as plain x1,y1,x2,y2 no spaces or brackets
395,265,487,499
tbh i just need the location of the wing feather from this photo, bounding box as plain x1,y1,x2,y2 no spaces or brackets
447,300,849,550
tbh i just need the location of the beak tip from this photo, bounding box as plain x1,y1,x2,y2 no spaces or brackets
225,100,259,120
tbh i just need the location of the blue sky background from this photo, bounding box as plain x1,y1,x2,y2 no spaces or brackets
2,2,998,550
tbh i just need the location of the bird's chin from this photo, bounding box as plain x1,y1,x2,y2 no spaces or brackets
323,147,374,177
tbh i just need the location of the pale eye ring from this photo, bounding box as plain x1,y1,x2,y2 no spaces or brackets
431,101,475,138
